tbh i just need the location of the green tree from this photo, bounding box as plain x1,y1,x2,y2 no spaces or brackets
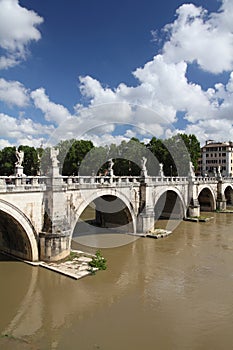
58,139,94,175
179,133,200,171
18,145,40,175
0,147,16,175
146,137,171,175
110,138,146,176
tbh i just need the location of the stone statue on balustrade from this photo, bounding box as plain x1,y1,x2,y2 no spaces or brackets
217,165,222,180
108,158,114,177
37,152,41,176
15,148,24,167
141,156,148,177
49,147,60,177
188,161,195,179
14,148,25,176
159,163,164,177
50,148,59,167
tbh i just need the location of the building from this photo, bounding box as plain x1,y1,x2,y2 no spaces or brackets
198,140,233,177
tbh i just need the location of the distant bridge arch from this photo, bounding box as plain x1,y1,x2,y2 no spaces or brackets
198,186,216,211
153,187,187,220
224,185,233,205
71,188,137,234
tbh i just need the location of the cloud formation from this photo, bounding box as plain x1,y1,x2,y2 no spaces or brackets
162,1,233,73
0,112,54,147
1,0,233,148
0,78,29,106
31,88,72,124
0,0,43,69
73,0,233,145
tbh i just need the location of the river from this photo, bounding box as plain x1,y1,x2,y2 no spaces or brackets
1,212,233,349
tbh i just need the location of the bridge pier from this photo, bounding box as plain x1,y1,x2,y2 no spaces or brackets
188,200,200,217
188,174,200,217
138,210,154,233
39,149,71,262
137,180,155,233
39,231,70,262
216,180,226,211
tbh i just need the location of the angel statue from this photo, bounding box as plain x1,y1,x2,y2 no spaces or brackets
15,148,24,166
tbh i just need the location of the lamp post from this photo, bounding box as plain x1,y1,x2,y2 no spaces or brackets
170,165,172,177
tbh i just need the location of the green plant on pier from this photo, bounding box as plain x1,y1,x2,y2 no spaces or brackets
88,250,107,274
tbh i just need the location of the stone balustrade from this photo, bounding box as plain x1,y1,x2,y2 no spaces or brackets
0,176,47,192
0,174,231,193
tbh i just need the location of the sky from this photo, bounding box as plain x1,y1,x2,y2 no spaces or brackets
0,0,233,149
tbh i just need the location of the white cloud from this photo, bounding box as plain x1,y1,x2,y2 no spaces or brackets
0,112,54,147
180,118,233,146
0,0,43,69
31,88,72,124
162,2,233,73
70,1,233,144
2,0,233,148
0,78,29,106
0,139,12,149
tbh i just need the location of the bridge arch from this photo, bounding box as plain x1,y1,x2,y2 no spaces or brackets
0,199,39,261
224,185,233,206
198,186,216,211
154,188,186,219
71,189,137,234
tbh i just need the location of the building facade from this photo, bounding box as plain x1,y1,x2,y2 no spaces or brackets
198,140,233,177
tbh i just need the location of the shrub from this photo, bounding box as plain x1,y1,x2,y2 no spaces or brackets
88,250,107,274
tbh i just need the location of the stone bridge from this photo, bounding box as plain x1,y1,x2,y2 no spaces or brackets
0,168,233,262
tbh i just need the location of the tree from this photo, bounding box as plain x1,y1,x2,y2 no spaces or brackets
0,147,16,175
179,134,200,171
58,139,94,175
18,145,40,175
146,137,170,175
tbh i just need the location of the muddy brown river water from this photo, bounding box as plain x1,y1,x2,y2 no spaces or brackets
1,212,233,349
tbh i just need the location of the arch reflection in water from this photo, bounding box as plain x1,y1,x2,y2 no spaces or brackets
0,256,42,338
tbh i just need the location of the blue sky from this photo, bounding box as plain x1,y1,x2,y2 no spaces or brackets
0,0,233,148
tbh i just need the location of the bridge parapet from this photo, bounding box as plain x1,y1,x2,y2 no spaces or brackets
149,176,188,185
0,175,192,193
63,176,141,189
221,177,233,183
0,176,47,192
194,176,218,184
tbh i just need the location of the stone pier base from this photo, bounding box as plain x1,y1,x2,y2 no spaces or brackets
216,200,226,211
39,231,71,262
138,212,155,233
188,205,200,217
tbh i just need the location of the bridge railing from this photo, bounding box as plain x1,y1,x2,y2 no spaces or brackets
1,174,232,193
194,176,218,183
62,175,192,187
221,177,233,183
0,176,47,191
149,176,189,184
63,175,142,186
